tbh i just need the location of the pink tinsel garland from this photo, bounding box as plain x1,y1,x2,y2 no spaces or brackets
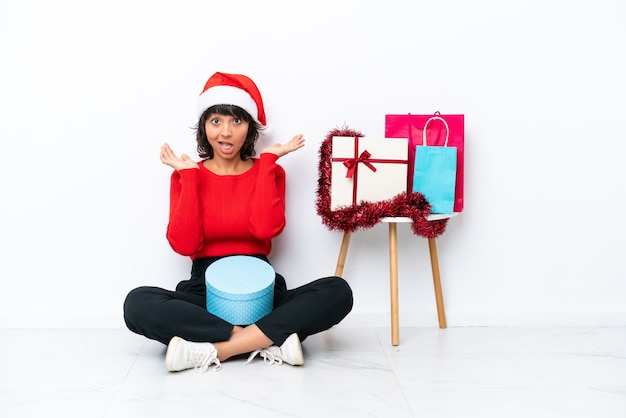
315,126,448,239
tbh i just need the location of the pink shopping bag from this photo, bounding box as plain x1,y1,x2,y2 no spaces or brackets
385,111,464,212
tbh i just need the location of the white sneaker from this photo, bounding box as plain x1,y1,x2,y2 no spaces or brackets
245,333,304,366
165,336,222,372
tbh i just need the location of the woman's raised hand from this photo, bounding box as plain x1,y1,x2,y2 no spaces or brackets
160,143,198,171
261,134,305,158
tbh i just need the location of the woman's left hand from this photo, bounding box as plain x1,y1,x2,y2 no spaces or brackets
261,134,305,158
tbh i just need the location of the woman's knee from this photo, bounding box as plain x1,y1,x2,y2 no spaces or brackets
123,286,158,324
326,276,354,310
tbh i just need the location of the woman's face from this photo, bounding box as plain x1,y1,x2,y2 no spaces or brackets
204,114,250,160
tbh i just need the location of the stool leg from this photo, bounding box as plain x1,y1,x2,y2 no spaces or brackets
428,238,447,329
335,232,351,277
389,222,400,345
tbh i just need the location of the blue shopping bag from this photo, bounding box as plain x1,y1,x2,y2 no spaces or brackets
412,116,457,214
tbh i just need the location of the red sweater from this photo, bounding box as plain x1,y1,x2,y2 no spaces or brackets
166,153,286,259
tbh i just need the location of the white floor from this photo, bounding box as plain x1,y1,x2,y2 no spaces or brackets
1,324,625,418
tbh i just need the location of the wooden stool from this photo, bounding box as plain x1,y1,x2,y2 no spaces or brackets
334,214,457,345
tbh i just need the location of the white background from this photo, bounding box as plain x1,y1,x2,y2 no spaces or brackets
1,0,624,328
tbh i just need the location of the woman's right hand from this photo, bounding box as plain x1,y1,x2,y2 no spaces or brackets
160,143,199,171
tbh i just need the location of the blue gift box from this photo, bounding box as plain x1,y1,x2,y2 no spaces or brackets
205,256,275,325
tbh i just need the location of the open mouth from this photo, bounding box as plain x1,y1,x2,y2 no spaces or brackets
218,142,234,151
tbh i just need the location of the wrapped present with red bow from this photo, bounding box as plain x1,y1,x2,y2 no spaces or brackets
330,136,409,210
317,127,448,238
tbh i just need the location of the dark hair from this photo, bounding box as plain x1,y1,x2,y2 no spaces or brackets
195,105,262,160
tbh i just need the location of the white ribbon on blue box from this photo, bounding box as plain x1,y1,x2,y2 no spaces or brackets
205,255,275,325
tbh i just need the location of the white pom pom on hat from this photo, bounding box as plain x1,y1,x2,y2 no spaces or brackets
196,72,272,135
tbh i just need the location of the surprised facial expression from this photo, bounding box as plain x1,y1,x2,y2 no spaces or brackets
205,114,250,160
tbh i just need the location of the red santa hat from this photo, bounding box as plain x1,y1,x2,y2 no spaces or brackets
196,72,268,131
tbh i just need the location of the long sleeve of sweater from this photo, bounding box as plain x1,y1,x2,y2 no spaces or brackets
249,153,286,240
166,168,204,256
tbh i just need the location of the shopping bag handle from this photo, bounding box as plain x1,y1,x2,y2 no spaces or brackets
422,116,450,147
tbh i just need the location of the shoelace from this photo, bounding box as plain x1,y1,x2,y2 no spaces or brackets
245,347,283,365
186,344,222,372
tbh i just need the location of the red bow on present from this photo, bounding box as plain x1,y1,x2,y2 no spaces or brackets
343,150,377,178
